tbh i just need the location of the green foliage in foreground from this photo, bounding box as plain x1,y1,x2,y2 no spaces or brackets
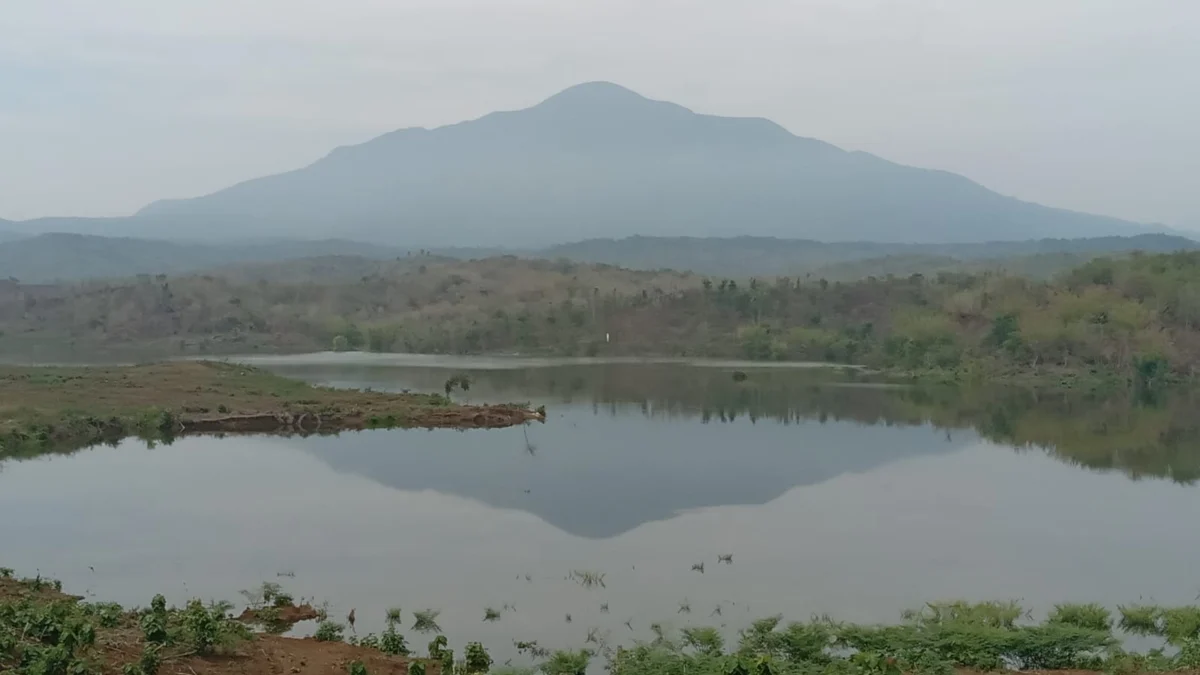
608,601,1200,675
6,570,1200,675
0,573,249,675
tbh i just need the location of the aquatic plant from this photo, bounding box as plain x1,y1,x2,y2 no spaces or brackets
1047,603,1112,631
569,570,606,589
444,374,471,398
412,608,442,633
1119,603,1161,636
385,606,402,626
484,607,501,622
691,562,705,574
718,554,734,565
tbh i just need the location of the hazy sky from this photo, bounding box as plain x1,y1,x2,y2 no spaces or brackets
2,0,1197,226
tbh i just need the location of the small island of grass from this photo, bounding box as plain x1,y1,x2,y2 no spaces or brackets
0,360,541,459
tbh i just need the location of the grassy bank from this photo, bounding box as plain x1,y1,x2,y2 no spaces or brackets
4,570,1200,675
0,361,539,459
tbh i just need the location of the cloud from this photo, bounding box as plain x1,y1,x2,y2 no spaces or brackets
0,0,1197,225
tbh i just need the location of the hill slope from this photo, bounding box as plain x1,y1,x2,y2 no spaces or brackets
0,233,413,282
545,233,1199,277
16,82,1148,246
2,232,1193,283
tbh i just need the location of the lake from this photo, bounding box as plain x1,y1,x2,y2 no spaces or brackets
3,353,1199,665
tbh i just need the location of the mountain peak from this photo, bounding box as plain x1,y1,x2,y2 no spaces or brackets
532,81,683,117
539,81,650,105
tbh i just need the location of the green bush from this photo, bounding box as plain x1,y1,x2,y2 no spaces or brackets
314,620,346,642
1047,603,1112,632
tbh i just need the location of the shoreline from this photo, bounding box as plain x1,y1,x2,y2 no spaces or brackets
4,570,1199,675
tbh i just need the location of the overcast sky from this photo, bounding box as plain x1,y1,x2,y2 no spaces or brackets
1,0,1197,226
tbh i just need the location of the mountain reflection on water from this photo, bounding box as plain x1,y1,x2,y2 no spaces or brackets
252,358,1200,540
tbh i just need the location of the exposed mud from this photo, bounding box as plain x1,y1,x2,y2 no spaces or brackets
179,405,543,434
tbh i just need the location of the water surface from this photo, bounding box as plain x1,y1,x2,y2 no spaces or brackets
3,355,1198,664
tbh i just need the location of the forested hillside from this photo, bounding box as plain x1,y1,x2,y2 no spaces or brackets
3,252,1200,386
0,256,696,357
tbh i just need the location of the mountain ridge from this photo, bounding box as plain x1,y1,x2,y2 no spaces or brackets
1,230,1194,284
9,82,1156,245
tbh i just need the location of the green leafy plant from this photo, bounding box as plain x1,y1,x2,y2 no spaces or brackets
1048,603,1111,631
379,626,408,656
314,620,346,642
412,609,442,633
541,649,592,675
463,642,492,674
122,643,162,675
181,599,247,654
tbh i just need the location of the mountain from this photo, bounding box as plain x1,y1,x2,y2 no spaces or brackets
12,82,1150,246
0,232,411,283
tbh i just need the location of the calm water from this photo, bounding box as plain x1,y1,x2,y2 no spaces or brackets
3,354,1199,664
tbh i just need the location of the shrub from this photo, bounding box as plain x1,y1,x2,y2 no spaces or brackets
1047,603,1112,632
463,642,492,674
314,620,346,642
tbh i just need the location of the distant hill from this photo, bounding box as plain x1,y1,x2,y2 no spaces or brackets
545,234,1200,278
0,233,411,283
1,231,1195,283
10,82,1151,246
0,220,24,244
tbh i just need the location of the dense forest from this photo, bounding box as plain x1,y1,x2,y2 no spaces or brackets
4,252,1200,386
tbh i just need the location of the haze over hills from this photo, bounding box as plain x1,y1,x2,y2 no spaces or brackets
5,82,1156,247
2,231,1196,283
545,233,1200,278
